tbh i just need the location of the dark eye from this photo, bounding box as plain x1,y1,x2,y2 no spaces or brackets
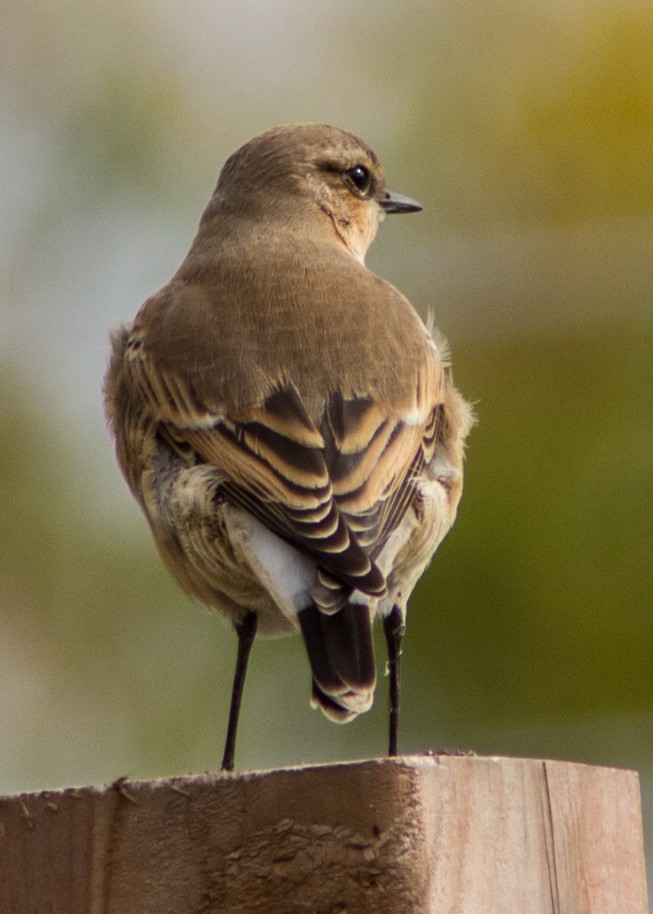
345,164,372,195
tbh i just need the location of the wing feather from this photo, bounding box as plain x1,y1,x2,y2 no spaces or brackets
124,322,445,612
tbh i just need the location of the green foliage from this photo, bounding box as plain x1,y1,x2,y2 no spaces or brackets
407,326,653,738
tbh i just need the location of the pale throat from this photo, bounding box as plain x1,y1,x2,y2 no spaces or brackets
342,215,380,264
324,206,381,265
304,174,380,264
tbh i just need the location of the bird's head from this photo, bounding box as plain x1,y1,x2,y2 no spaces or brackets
205,123,422,263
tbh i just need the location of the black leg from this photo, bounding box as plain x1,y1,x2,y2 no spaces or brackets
383,604,405,757
221,611,257,772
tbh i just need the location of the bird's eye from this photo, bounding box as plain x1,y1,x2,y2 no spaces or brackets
344,165,372,196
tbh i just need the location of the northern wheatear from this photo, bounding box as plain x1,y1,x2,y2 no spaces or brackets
104,124,473,770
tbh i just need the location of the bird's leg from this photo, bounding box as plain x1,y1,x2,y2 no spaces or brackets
383,604,405,757
221,610,257,772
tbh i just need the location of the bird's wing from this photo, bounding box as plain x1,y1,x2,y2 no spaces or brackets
128,344,386,597
309,392,441,610
124,300,445,608
321,391,440,550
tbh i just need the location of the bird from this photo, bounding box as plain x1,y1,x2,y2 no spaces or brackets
104,123,473,771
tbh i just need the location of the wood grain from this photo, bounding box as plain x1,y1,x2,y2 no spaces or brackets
0,755,647,913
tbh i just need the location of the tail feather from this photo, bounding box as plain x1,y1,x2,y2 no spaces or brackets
298,602,376,721
310,680,358,723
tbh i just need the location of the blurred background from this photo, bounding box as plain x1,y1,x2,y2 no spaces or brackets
1,0,651,896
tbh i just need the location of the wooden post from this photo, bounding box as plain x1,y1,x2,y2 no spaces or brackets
0,755,648,913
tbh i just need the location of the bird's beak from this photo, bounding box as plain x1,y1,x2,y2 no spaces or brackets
379,191,423,214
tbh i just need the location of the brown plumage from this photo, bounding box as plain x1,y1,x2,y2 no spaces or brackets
104,124,473,769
